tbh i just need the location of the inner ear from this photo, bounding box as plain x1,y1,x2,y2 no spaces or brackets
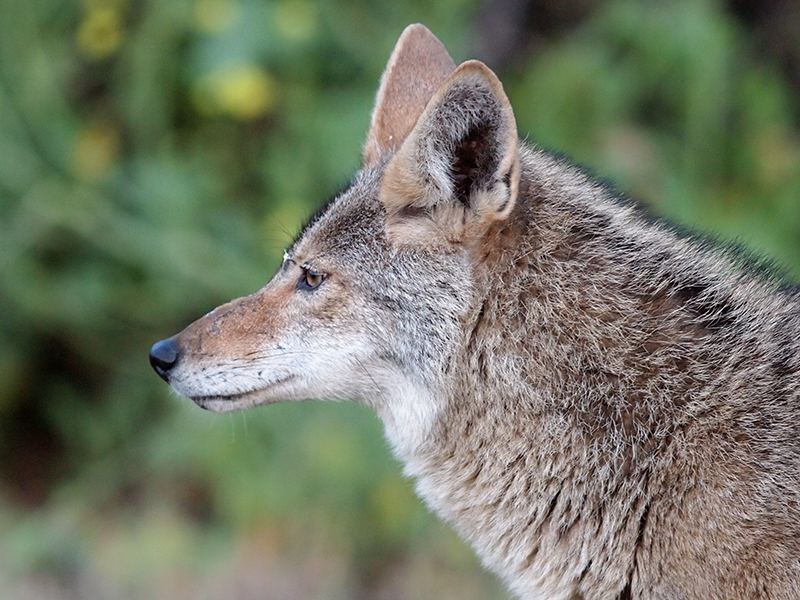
379,60,520,246
451,122,498,208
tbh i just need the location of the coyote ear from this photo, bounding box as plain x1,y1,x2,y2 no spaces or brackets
363,24,456,166
379,60,520,245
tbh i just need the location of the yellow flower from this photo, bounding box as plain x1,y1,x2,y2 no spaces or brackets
194,64,278,120
72,120,121,182
274,0,318,42
193,0,239,34
77,6,124,60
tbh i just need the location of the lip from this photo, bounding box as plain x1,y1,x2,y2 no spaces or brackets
190,375,297,411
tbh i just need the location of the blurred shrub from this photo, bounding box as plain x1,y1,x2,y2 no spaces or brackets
508,0,800,271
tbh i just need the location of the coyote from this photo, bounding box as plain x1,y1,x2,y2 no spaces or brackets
150,24,800,600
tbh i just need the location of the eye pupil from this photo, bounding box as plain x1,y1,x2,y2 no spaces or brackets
299,268,325,290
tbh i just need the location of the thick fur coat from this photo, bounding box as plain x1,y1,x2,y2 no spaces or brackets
150,25,800,599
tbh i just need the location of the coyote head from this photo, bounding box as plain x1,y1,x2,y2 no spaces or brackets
149,24,519,453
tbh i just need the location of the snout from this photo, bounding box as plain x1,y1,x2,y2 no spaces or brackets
149,337,180,382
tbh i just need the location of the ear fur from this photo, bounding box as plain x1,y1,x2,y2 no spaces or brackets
363,24,456,166
379,60,520,246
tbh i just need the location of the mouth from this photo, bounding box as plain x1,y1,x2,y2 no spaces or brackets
190,375,297,412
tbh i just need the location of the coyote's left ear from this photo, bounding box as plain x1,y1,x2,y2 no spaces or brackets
379,60,520,246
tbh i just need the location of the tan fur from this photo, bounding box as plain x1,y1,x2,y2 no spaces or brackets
381,60,520,247
363,24,456,166
151,25,800,600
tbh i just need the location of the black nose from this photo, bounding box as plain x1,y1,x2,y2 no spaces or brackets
149,338,180,382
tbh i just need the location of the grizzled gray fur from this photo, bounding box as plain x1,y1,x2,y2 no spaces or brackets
150,24,800,600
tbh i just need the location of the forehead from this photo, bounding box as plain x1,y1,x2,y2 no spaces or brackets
290,168,386,260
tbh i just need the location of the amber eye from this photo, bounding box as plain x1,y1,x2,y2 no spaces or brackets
298,267,325,291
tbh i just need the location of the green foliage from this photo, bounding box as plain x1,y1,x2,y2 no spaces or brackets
0,0,798,597
509,0,800,272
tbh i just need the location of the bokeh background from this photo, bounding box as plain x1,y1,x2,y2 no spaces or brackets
1,0,799,598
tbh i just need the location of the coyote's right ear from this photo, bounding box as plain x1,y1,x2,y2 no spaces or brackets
363,24,456,166
379,60,520,246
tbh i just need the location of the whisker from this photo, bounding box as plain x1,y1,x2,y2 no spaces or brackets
264,215,296,244
207,412,219,431
354,356,382,396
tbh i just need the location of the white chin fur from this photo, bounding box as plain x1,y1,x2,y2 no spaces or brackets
187,375,299,412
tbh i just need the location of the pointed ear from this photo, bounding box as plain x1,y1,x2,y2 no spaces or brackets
379,60,520,246
363,24,456,166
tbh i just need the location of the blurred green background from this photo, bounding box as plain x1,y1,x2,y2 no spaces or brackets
1,0,798,598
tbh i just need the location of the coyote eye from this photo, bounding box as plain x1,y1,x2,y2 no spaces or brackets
298,267,325,291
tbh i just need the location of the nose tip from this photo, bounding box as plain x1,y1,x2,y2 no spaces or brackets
149,338,180,382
